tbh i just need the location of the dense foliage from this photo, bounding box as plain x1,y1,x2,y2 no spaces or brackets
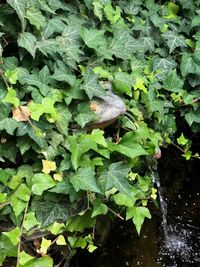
0,0,199,266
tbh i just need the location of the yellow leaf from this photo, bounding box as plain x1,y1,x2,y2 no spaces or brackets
151,188,157,200
53,173,63,181
133,78,147,93
42,160,56,174
39,237,52,255
56,235,66,245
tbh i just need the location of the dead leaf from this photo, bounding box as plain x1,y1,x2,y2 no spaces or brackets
42,160,57,174
12,106,30,122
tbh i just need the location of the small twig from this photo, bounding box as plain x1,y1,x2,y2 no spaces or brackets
193,97,200,103
0,201,10,209
0,69,9,88
171,142,200,159
16,195,31,267
108,207,124,220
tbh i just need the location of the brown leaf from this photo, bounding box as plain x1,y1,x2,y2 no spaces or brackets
12,106,30,122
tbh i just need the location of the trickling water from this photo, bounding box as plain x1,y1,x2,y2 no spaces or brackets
153,162,200,266
154,170,168,240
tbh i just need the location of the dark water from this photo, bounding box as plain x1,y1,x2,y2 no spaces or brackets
72,148,200,267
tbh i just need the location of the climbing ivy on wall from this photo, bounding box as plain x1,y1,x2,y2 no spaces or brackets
0,0,199,266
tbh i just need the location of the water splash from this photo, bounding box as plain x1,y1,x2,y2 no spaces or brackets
152,162,200,266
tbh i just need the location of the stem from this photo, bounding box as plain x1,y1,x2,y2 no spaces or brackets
0,201,10,209
16,196,31,267
171,142,200,159
0,69,9,88
108,207,124,220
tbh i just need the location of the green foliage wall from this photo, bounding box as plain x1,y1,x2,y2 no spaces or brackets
0,0,199,266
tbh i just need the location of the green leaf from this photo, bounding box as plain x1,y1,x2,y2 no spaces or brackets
80,27,106,49
28,97,57,121
162,31,186,53
90,129,107,147
185,109,200,126
113,71,132,96
163,69,184,92
75,102,99,128
99,162,131,197
18,32,37,58
2,87,20,107
91,199,108,217
80,69,106,100
66,211,95,232
104,4,121,24
19,251,34,266
24,212,40,231
177,133,188,146
7,0,26,30
0,118,18,135
43,18,66,38
68,134,98,170
26,7,46,30
32,173,56,195
113,193,136,207
51,68,76,86
126,206,151,234
180,53,200,77
25,256,53,267
109,29,136,59
70,167,102,193
3,227,20,245
5,69,19,84
55,104,71,136
34,202,69,227
108,134,149,159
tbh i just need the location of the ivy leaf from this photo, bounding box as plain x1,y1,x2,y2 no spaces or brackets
51,67,76,86
104,4,121,24
180,53,200,77
5,69,19,84
109,29,136,59
26,7,46,30
80,69,106,99
42,160,57,174
43,18,66,38
162,31,186,53
91,200,108,217
18,32,37,58
153,57,176,72
7,0,26,30
25,256,53,267
3,227,20,245
2,87,20,107
75,103,99,128
55,104,72,136
108,134,149,159
99,162,131,197
34,201,69,227
19,251,34,266
163,69,184,92
66,211,95,232
177,133,188,146
70,167,102,194
126,206,151,234
80,27,106,49
68,134,98,170
32,173,56,195
0,118,18,135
